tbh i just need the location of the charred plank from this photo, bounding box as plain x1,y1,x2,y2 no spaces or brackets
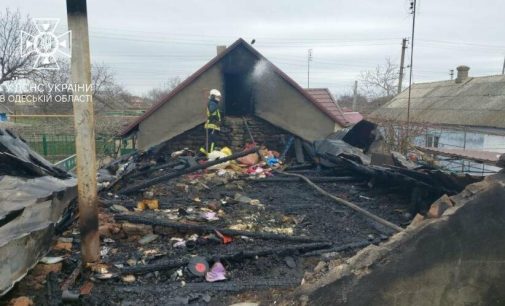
114,214,327,243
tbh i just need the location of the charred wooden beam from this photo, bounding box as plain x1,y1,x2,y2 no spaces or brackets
113,278,299,294
284,163,314,171
120,242,331,275
118,147,259,194
182,278,300,292
301,240,374,257
114,214,327,243
335,155,454,194
249,176,361,183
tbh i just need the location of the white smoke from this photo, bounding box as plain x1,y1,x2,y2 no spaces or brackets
251,59,270,81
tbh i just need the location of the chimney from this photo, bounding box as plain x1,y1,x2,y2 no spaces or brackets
216,45,226,55
455,65,470,83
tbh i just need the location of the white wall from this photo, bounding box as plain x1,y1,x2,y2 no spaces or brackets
414,126,505,175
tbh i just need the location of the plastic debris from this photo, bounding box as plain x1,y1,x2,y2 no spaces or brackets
187,256,209,277
205,261,227,282
201,211,219,221
207,150,230,170
40,256,65,264
214,230,233,244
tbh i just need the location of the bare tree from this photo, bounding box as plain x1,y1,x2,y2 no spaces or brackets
336,93,367,111
31,60,129,112
374,118,428,154
143,76,182,103
0,9,38,85
359,57,399,99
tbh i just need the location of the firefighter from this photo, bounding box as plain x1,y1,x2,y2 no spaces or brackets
204,89,222,153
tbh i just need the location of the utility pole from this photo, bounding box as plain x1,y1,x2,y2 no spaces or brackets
352,80,358,112
66,0,99,263
398,38,407,94
307,49,313,88
450,69,454,80
406,0,417,141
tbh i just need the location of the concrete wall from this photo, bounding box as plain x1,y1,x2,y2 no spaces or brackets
137,64,223,150
254,67,339,142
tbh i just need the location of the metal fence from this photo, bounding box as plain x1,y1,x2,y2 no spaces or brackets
24,134,132,163
54,154,77,172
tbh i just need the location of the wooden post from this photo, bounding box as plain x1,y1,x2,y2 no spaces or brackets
352,80,358,111
66,0,99,263
398,38,407,94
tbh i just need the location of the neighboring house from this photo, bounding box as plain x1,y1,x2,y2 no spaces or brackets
369,65,505,174
120,39,351,151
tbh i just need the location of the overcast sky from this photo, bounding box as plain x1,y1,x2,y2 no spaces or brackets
5,0,505,96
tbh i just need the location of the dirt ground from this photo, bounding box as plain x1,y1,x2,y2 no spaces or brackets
1,168,412,306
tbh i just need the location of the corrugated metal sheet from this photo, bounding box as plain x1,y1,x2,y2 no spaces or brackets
369,75,505,129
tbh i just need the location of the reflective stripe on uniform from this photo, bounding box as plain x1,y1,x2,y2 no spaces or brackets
205,108,221,131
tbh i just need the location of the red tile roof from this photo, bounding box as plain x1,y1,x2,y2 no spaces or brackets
304,88,351,126
120,39,348,136
342,111,364,125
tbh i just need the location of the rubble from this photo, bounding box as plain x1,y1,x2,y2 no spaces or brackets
304,172,505,306
2,123,486,304
426,194,454,218
138,233,159,245
118,146,259,194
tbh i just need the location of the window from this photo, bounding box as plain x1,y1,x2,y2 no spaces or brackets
426,135,440,148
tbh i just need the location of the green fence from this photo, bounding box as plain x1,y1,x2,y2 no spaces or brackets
54,154,77,172
24,134,128,163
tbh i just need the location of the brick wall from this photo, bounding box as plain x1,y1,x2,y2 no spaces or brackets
156,116,291,153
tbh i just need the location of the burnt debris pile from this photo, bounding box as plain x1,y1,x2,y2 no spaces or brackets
1,122,482,305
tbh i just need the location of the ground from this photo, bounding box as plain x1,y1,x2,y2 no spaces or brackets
1,167,412,306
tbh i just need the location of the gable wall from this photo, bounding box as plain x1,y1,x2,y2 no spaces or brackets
254,66,341,141
137,64,223,150
135,42,343,150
